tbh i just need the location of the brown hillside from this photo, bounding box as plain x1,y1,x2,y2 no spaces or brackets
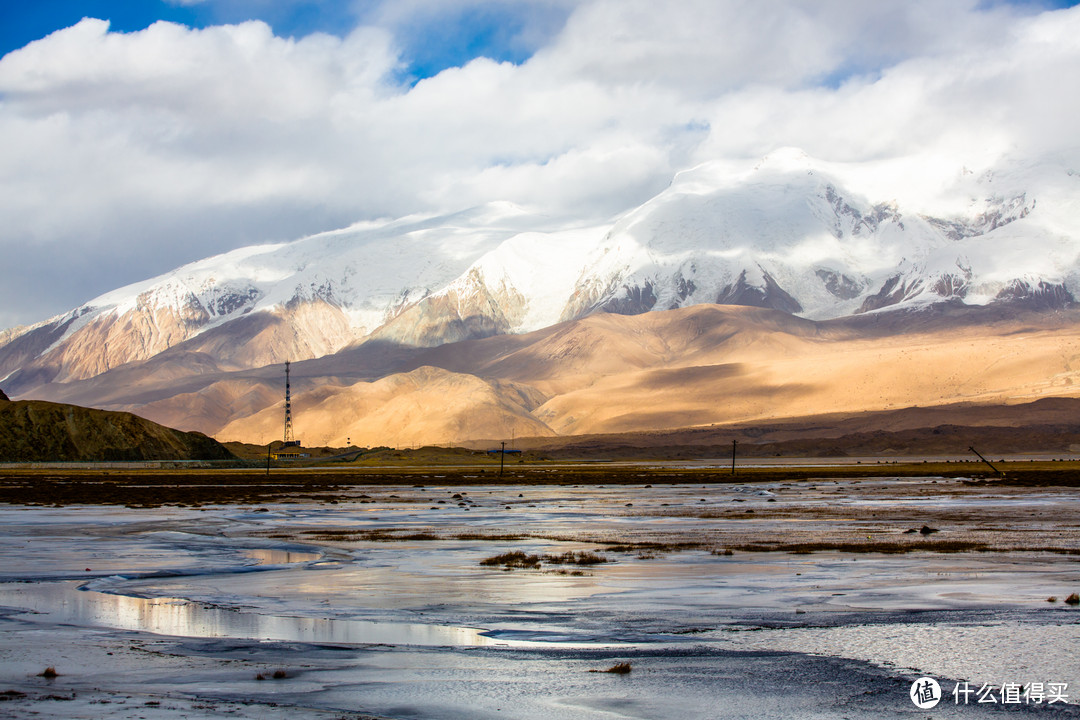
14,304,1080,449
0,399,234,462
218,366,556,447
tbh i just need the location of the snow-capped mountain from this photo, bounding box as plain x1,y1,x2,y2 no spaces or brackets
2,148,1079,398
566,148,1078,321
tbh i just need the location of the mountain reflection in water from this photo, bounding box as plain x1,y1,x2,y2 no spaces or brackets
0,582,497,647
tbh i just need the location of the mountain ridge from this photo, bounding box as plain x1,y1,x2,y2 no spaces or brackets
5,148,1079,400
3,149,1080,447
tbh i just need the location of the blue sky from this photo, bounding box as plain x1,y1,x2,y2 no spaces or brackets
0,1,574,82
0,2,359,57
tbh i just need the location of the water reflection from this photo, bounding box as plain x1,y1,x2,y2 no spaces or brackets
0,582,499,647
243,548,321,565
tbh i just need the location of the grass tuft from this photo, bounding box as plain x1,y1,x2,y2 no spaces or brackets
542,551,608,566
728,540,989,554
605,542,704,553
590,662,632,674
1065,593,1080,605
303,528,439,542
38,667,58,678
480,551,542,569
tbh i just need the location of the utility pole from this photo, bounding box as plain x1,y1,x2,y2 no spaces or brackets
731,440,737,475
969,446,1005,478
499,441,506,476
266,443,271,477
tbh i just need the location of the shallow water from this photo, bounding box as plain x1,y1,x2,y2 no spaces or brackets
722,619,1080,695
0,582,502,647
2,478,1080,718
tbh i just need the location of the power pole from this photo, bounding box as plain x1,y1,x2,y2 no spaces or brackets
969,446,1005,478
499,441,506,476
731,440,737,475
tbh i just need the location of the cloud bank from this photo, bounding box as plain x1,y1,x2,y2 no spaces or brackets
1,0,1078,328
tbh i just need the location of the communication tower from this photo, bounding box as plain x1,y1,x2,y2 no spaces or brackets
283,360,300,447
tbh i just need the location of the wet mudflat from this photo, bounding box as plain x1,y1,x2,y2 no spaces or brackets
1,475,1079,718
2,459,1078,506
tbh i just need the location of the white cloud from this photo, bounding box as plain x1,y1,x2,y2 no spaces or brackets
1,1,1079,327
535,0,1028,93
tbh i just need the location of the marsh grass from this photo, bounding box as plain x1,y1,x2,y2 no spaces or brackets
590,662,632,674
542,551,607,565
1065,593,1080,605
480,551,542,569
302,529,438,542
604,542,705,553
481,550,609,569
256,668,289,680
302,528,529,543
38,667,58,678
729,540,991,554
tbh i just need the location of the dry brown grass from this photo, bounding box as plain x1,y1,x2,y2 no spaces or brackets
480,552,543,569
302,528,439,542
728,540,991,554
604,542,705,553
542,551,608,566
590,662,632,674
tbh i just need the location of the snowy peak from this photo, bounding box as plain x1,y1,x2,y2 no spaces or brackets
564,150,1080,320
3,150,1080,397
566,154,935,319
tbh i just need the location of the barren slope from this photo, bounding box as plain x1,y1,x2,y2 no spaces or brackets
212,304,1080,445
528,306,1080,435
13,304,1080,448
217,366,556,448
